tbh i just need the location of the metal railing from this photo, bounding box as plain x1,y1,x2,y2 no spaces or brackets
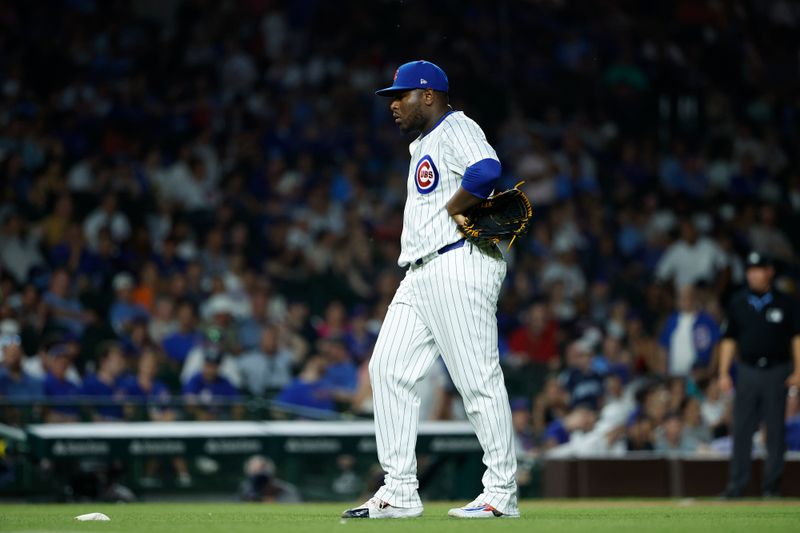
0,397,369,426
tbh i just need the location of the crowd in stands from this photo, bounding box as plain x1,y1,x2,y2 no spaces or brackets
2,0,800,483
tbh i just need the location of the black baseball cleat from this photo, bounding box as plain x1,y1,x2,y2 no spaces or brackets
341,498,423,519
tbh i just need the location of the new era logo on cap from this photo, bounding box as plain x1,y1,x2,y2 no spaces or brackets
420,78,428,84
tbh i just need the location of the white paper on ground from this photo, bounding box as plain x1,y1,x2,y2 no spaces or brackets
75,512,111,521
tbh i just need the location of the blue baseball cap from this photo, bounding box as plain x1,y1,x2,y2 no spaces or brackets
375,60,449,97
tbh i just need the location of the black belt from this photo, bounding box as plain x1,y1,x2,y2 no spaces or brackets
412,238,467,268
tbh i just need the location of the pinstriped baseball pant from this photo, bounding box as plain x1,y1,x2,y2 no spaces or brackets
370,244,518,513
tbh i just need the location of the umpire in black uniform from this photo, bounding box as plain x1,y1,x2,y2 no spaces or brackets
719,252,800,497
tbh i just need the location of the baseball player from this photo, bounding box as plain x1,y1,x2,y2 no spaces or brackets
342,60,519,519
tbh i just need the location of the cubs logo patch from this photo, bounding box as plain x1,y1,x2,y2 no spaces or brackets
415,155,439,194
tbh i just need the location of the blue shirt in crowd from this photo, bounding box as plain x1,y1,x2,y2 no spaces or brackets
43,373,80,416
323,361,358,393
183,373,240,400
276,378,335,412
162,331,203,363
0,368,44,400
120,375,172,415
79,374,126,419
543,419,570,446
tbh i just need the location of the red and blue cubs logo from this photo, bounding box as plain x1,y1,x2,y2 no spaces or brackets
415,155,439,194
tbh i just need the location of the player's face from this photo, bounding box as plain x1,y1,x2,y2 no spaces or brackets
389,90,426,134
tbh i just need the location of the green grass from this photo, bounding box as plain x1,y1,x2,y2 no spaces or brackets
1,501,800,533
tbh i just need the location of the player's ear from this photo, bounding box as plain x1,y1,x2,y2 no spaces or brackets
422,89,435,106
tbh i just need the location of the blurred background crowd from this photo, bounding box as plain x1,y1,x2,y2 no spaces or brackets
2,0,800,485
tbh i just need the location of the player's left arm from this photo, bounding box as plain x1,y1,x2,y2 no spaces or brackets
444,123,502,225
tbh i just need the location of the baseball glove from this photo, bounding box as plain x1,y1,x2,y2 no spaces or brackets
459,182,533,249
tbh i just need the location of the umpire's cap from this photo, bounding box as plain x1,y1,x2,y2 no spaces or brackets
745,251,773,268
375,60,448,96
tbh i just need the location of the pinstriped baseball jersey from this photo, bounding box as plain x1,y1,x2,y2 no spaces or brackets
398,111,500,267
366,108,518,516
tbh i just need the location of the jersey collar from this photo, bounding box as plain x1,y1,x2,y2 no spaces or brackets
747,291,773,312
419,110,454,139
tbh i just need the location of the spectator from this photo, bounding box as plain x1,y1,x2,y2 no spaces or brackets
319,337,358,406
558,341,604,409
23,338,82,385
594,335,632,383
42,269,92,338
199,293,240,354
109,273,149,338
654,412,696,453
238,288,270,351
748,205,795,264
153,237,187,277
183,347,240,420
148,296,177,344
80,342,128,421
161,301,203,365
276,356,335,412
511,398,535,458
82,192,131,250
682,397,712,449
542,404,597,449
541,246,587,301
655,220,728,288
626,415,655,451
121,347,174,420
132,261,160,313
0,213,45,284
237,326,295,397
343,306,377,364
181,333,242,389
599,374,634,427
0,334,43,400
48,223,98,282
507,301,559,367
658,285,721,379
641,384,670,428
532,376,569,436
43,344,81,422
39,193,74,249
700,377,731,436
198,227,229,283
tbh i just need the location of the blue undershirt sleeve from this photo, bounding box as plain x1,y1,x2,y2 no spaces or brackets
461,158,501,199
